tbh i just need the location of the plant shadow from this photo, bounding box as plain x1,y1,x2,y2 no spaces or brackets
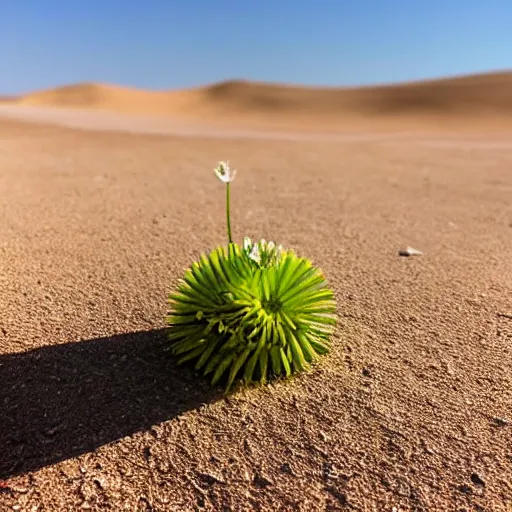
0,328,218,479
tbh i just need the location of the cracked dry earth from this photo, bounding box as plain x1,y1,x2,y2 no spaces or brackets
0,117,511,511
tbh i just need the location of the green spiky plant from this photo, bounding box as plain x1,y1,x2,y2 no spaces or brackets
166,161,336,391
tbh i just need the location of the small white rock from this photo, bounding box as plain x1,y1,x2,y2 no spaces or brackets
399,247,423,257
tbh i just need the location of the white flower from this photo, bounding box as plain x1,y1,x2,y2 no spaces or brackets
267,241,276,251
249,243,261,263
243,237,252,252
214,161,236,183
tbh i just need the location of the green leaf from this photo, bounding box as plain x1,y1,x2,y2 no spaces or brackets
195,337,221,370
278,311,297,331
296,331,319,362
177,344,207,365
280,347,291,377
243,329,266,382
287,329,308,371
270,345,282,375
258,347,269,383
305,333,330,355
203,352,224,376
171,335,206,355
226,345,253,390
211,352,236,386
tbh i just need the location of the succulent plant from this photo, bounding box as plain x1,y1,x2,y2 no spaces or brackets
166,161,336,391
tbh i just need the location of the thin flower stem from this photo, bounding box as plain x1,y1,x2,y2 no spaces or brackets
226,183,233,244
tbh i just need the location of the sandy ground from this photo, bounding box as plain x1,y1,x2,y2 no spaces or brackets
0,106,512,511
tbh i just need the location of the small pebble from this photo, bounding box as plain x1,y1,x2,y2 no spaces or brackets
399,247,423,257
253,473,273,488
470,473,485,487
492,417,510,427
322,462,339,480
197,472,225,486
93,477,107,490
280,463,293,475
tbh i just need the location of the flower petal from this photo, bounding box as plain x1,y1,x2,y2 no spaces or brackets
249,244,261,263
214,161,236,183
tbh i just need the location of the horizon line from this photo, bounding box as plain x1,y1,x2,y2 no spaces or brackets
4,67,511,98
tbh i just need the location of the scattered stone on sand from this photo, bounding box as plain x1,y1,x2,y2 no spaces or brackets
399,246,423,257
93,477,107,490
492,417,510,427
322,462,340,480
253,473,273,488
362,367,372,377
197,472,225,486
470,473,485,488
279,463,293,475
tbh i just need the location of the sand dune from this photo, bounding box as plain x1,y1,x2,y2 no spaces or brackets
14,71,512,127
17,82,200,116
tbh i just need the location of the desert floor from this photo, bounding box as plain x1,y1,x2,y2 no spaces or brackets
1,105,511,511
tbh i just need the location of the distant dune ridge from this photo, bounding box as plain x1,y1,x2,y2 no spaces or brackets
5,71,512,128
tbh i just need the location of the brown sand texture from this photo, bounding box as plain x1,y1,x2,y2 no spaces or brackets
1,71,512,510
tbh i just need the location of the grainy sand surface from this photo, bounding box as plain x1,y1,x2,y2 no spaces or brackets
1,81,512,511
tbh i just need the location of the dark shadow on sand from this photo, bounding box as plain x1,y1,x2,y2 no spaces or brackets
0,328,218,479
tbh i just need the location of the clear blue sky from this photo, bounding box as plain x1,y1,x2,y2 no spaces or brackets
1,0,510,95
